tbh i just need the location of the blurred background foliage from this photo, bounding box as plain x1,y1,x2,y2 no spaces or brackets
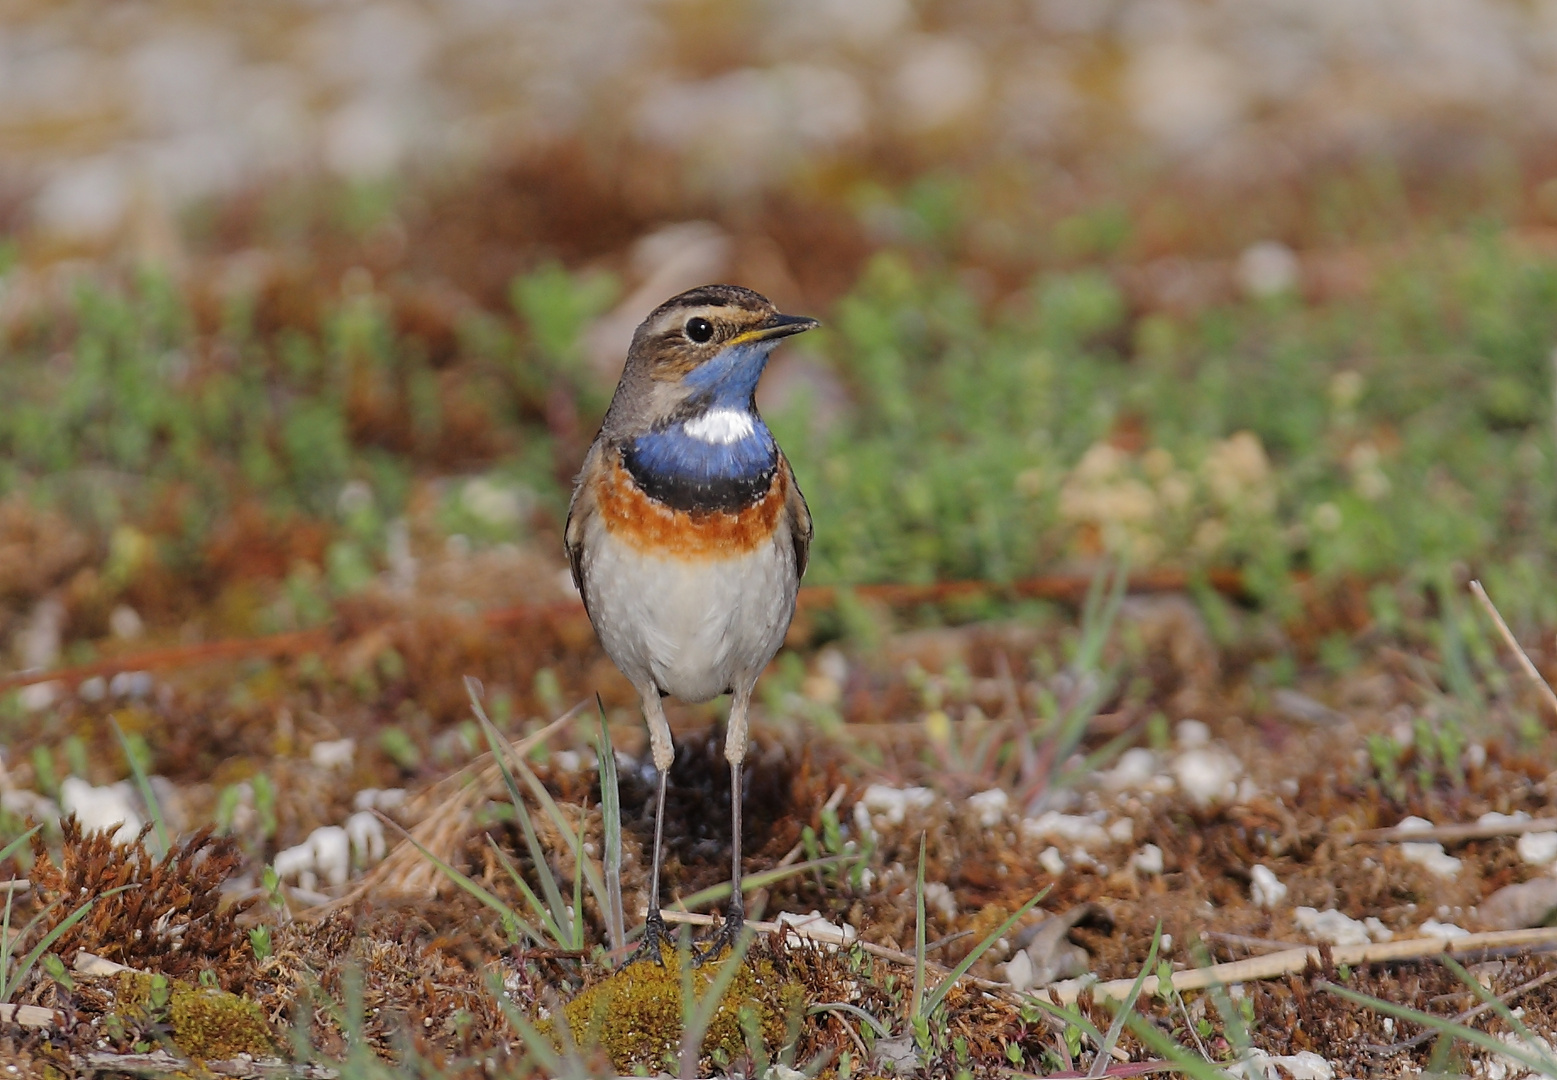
3,0,1557,659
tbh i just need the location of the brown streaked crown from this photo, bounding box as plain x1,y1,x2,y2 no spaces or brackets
628,284,781,380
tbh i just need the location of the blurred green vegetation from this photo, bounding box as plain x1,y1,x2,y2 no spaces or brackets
3,226,1557,632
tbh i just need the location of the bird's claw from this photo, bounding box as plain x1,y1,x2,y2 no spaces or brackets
625,909,673,968
694,899,745,966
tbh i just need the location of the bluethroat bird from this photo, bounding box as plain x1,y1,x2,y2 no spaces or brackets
565,284,817,960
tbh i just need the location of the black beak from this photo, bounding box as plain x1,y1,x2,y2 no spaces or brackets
743,311,820,343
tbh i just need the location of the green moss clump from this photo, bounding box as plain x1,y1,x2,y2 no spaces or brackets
168,985,274,1060
108,972,273,1061
554,945,804,1073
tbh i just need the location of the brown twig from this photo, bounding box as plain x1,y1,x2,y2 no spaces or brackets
1347,817,1557,845
0,570,1247,694
1200,931,1307,954
1470,579,1557,719
1047,927,1557,1005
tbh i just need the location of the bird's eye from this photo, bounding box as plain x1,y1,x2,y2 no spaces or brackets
684,317,714,343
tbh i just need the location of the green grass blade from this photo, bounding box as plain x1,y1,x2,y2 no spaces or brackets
0,825,41,867
571,794,586,951
1121,1009,1241,1080
910,833,927,1021
1441,954,1551,1052
595,697,625,954
111,716,169,856
8,897,96,1002
1088,922,1161,1078
679,926,756,1078
807,1001,890,1039
467,679,574,945
0,885,15,1000
487,969,567,1077
1323,980,1557,1075
486,837,567,945
376,811,549,949
1020,994,1107,1051
467,679,610,932
923,885,1050,1018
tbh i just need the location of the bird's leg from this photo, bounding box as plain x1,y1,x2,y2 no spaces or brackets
627,690,675,967
699,682,753,964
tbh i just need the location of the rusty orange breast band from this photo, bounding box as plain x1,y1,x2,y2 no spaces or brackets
595,451,787,558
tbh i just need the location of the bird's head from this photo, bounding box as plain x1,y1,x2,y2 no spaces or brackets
604,284,818,436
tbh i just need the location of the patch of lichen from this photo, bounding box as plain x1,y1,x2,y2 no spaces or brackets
553,943,806,1074
107,971,273,1061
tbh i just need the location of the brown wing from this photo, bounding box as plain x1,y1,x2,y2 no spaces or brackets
779,453,812,580
563,441,605,608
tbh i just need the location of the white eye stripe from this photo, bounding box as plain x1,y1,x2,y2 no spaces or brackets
682,408,755,444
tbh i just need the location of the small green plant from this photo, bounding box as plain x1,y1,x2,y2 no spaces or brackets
907,834,1047,1064
111,715,169,856
0,826,98,1004
249,925,273,962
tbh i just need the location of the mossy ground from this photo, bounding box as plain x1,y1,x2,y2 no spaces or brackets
107,971,273,1062
554,942,807,1075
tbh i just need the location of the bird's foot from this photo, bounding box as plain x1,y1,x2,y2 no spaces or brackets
695,900,745,966
624,909,673,968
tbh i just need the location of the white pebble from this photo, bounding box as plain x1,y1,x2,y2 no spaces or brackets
1003,948,1036,993
1132,844,1165,875
1238,1048,1333,1080
1108,818,1135,844
310,826,352,887
1399,841,1463,879
861,784,935,826
1235,241,1300,299
1363,917,1394,942
109,671,154,699
60,777,142,844
353,787,408,812
1038,846,1066,875
967,788,1008,827
775,910,856,950
923,881,957,919
1517,832,1557,866
1419,919,1469,940
310,739,357,770
1175,719,1211,748
273,842,316,889
1101,747,1157,789
1021,811,1110,848
1172,747,1242,807
19,682,60,712
109,605,145,641
346,810,386,863
853,800,876,842
1479,811,1530,829
1250,864,1287,909
1294,906,1371,947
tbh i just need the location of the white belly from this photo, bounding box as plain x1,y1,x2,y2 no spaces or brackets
580,521,798,702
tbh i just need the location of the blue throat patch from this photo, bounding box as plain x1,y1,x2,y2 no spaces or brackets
623,340,781,512
624,414,777,513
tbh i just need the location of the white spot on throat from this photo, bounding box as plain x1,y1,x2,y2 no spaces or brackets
682,407,755,445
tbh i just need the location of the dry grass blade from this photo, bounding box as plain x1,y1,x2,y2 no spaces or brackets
1347,815,1557,844
1470,578,1557,719
298,701,586,917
